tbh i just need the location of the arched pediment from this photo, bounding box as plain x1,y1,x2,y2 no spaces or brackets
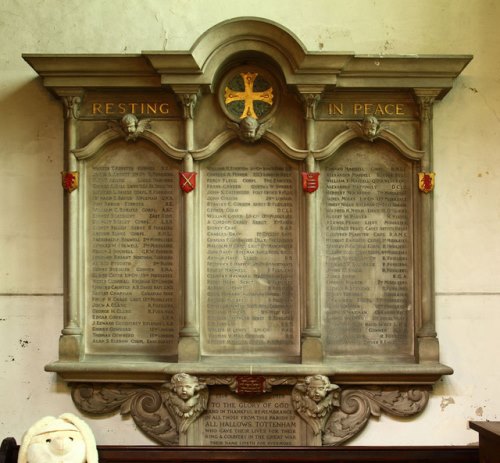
144,17,352,91
191,18,308,75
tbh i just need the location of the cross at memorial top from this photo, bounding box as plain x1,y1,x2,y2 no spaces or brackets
224,72,274,120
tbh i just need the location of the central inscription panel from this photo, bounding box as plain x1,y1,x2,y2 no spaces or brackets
201,143,301,358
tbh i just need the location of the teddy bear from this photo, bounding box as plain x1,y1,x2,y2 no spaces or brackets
18,413,98,463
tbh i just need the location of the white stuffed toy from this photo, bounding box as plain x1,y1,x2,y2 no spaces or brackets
18,413,98,463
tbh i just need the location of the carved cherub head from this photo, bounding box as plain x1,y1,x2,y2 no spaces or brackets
227,116,272,143
171,373,201,401
18,413,98,463
239,116,259,142
121,114,138,135
304,375,338,403
362,115,380,140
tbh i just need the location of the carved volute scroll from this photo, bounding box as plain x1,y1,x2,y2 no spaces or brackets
23,18,471,446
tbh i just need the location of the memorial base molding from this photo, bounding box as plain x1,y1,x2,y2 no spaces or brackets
71,378,430,446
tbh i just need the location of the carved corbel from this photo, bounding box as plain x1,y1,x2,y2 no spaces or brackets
323,386,430,445
62,95,81,120
72,374,208,446
179,92,199,120
291,377,430,446
163,373,208,434
171,86,201,121
292,375,340,436
301,93,321,120
414,90,438,123
295,85,324,121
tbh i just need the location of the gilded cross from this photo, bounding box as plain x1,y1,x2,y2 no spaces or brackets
224,72,273,119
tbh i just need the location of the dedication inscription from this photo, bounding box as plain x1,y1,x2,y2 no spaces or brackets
86,141,180,357
201,143,301,358
322,140,414,356
198,390,303,446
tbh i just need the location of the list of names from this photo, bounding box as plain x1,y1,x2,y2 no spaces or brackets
202,156,299,357
88,149,179,356
323,146,412,355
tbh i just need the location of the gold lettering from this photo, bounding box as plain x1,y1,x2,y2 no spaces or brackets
353,103,363,115
328,103,343,115
384,104,395,115
90,101,171,116
327,101,406,117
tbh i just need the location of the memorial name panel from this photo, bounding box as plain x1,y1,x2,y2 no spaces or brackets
197,390,303,446
322,140,414,356
86,141,180,356
201,143,300,358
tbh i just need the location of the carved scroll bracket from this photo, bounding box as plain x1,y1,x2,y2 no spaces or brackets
72,374,208,446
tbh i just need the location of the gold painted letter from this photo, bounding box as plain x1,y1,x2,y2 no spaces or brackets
329,103,343,115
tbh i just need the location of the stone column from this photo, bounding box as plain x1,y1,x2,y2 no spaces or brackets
60,92,83,360
297,87,324,362
414,88,441,362
175,88,201,361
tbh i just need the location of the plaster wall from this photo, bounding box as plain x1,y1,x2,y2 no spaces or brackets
0,0,499,446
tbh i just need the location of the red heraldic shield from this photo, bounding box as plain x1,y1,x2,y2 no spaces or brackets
61,171,79,193
301,172,320,193
418,172,435,193
179,172,197,193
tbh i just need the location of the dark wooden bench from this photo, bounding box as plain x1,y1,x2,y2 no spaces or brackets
1,438,479,463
